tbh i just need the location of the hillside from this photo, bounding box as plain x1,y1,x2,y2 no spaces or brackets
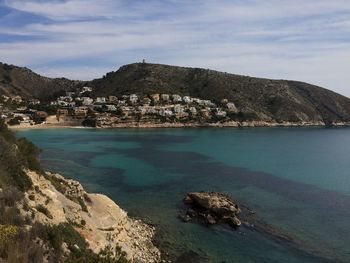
91,63,350,124
0,120,160,262
0,62,81,100
1,61,350,124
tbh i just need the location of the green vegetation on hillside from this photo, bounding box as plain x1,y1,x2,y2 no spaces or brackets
0,120,130,262
0,119,34,191
91,63,350,124
0,62,81,100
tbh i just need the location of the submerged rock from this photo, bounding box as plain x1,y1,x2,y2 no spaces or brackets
182,192,241,228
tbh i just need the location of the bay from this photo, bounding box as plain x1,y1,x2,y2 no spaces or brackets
17,127,350,263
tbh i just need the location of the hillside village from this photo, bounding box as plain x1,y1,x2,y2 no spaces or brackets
0,85,240,128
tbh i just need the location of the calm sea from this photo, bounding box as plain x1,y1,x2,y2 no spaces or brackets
17,127,350,263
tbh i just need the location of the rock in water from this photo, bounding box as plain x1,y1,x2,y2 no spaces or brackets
182,192,241,227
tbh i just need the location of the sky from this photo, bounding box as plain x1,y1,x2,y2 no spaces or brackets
0,0,350,97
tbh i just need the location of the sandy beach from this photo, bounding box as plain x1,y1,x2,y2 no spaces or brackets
8,123,86,130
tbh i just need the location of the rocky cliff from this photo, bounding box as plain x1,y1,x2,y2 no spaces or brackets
21,171,160,263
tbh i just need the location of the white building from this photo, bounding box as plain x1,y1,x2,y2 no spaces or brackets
117,100,126,106
59,96,73,102
81,86,93,93
96,97,107,104
183,96,192,104
159,107,173,116
1,95,9,102
215,109,227,118
173,104,184,114
82,97,94,105
145,106,158,114
226,102,237,112
13,113,31,124
129,94,138,104
189,107,197,116
161,94,170,101
57,100,69,106
29,99,41,105
172,94,182,102
106,105,117,111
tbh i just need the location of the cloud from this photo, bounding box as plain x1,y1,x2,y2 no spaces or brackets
3,0,121,21
0,0,350,96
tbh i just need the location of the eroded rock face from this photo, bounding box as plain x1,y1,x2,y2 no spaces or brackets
22,171,161,263
182,192,241,227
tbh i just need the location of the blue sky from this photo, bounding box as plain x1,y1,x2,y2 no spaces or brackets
0,0,350,96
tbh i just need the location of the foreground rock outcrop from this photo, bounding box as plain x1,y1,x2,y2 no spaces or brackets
182,192,242,227
20,171,161,263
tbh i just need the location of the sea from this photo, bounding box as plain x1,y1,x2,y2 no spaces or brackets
16,127,350,263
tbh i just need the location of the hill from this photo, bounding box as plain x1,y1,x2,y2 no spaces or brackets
1,61,350,124
0,62,81,100
91,63,350,124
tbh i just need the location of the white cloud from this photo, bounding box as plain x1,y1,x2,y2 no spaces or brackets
1,0,350,97
4,0,121,20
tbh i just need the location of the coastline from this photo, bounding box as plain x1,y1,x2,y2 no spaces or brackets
9,123,87,130
9,120,350,130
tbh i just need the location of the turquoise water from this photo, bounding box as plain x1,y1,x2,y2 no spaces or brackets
17,128,350,263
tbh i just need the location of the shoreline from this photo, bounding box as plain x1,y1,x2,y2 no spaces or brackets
8,120,350,130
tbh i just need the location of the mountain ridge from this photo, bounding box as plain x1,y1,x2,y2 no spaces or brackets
0,62,81,100
90,62,350,124
1,61,350,124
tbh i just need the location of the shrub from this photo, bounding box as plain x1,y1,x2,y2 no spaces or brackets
0,186,23,206
0,225,20,258
83,194,92,203
78,198,88,213
65,245,130,263
42,173,66,194
7,116,23,126
43,223,88,254
0,205,25,226
3,74,12,84
38,223,130,263
1,226,44,263
0,225,19,248
36,204,53,219
16,137,42,172
0,122,33,191
0,119,16,142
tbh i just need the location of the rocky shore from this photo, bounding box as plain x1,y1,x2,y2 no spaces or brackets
20,171,161,263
